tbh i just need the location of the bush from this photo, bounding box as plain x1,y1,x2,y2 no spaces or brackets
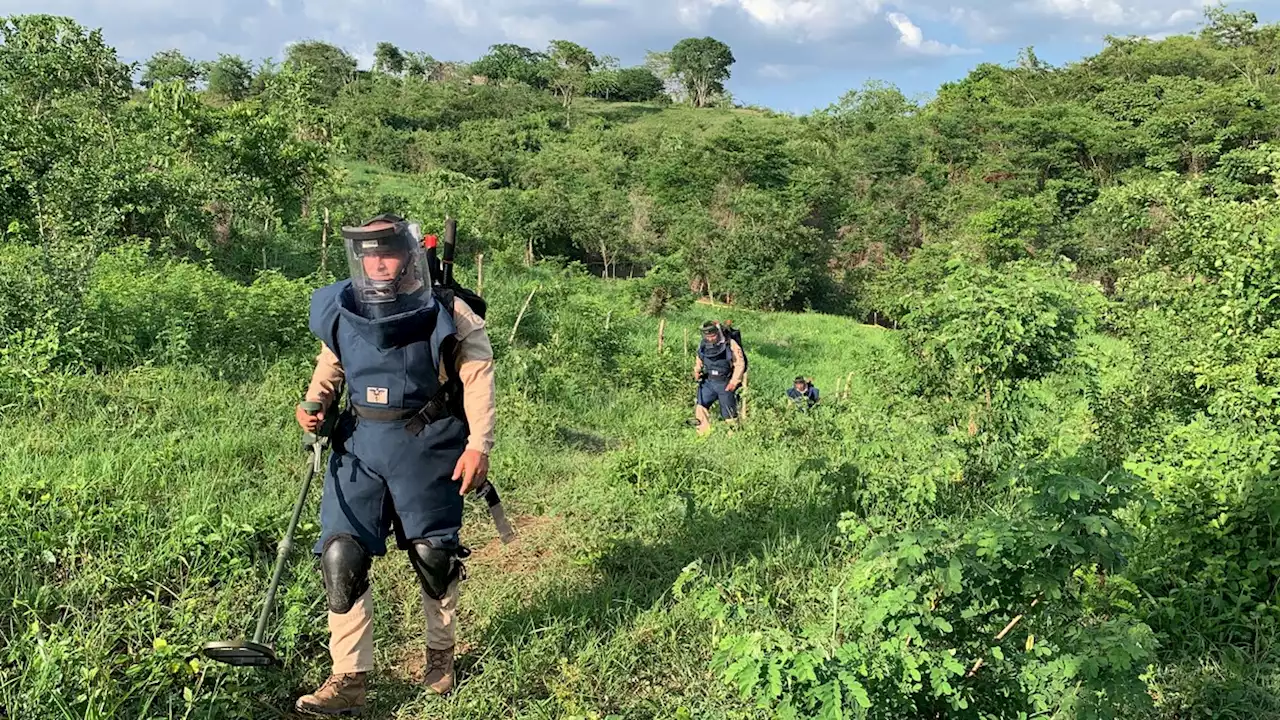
899,261,1099,479
0,244,317,408
702,459,1156,719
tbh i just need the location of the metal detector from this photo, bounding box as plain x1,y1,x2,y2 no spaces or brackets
202,400,334,667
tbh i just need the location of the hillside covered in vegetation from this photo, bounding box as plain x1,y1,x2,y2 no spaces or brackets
4,6,1280,719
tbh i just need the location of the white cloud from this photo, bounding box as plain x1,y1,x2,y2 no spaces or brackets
886,11,976,55
1021,0,1212,29
2,0,1273,108
667,0,883,38
947,6,1009,42
757,61,820,78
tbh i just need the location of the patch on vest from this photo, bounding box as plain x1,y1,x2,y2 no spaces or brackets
366,387,389,404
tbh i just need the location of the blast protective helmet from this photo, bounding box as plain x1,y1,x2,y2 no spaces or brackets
341,214,433,318
700,320,723,345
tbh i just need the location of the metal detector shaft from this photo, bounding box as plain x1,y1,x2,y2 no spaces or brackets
250,402,325,645
251,445,318,644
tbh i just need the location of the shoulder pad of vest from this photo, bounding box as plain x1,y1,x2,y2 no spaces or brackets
308,280,348,358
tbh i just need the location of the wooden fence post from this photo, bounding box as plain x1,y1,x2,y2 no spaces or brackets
683,328,689,356
476,253,484,294
740,374,749,420
321,207,330,274
658,318,666,352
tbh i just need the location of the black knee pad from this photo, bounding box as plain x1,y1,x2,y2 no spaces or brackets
406,542,468,600
320,534,372,614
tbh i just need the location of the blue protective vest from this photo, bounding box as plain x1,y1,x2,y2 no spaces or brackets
698,339,734,380
308,280,457,411
788,386,818,404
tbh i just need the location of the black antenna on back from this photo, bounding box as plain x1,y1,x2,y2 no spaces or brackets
441,217,457,286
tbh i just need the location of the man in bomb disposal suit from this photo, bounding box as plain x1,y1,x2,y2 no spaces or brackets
294,214,495,715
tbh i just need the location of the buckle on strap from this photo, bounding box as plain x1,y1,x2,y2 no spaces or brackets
404,381,462,436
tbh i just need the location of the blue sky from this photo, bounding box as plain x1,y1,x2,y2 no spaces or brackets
5,0,1277,113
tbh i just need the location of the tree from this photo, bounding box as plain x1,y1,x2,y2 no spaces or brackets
471,43,547,87
373,41,405,75
541,40,597,120
0,14,134,248
283,40,356,102
668,37,734,108
644,50,682,101
249,57,277,96
585,54,620,100
1201,3,1258,48
612,67,664,102
403,51,443,81
140,49,201,89
203,54,252,101
0,14,132,109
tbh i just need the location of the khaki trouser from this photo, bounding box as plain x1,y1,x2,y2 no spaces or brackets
328,580,460,673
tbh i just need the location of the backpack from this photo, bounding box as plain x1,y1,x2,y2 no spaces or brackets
428,219,486,422
720,323,748,370
434,284,486,320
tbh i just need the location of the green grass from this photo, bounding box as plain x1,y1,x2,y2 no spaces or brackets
4,190,1270,716
7,271,1275,717
0,267,929,719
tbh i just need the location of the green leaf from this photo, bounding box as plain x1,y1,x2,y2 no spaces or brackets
767,659,783,699
840,672,872,709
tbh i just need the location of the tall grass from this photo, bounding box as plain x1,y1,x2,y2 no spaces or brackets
1,244,948,718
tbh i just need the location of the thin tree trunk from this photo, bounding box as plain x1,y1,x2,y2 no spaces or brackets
508,286,537,345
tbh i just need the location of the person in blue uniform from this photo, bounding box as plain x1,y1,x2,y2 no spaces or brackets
693,321,745,435
293,214,495,715
787,376,819,410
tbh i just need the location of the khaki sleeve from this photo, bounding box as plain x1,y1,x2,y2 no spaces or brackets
729,340,745,386
451,297,496,456
305,343,345,405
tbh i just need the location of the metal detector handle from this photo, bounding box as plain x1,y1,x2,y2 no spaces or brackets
300,400,337,450
441,217,457,286
474,480,516,544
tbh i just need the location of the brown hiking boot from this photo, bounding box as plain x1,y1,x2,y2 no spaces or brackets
295,672,367,716
423,646,455,695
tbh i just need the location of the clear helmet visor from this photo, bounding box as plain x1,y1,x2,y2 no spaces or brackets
342,218,433,318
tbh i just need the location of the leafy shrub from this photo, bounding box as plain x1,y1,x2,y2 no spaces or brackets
899,261,1099,479
701,459,1156,719
1125,422,1280,649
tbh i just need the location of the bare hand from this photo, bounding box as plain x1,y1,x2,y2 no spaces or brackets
452,449,490,495
296,404,323,432
726,382,739,392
